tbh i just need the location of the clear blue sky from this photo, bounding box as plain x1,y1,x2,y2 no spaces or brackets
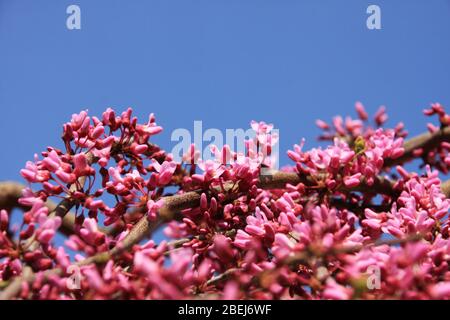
1,0,450,183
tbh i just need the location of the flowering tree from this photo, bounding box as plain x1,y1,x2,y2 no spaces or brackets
0,103,449,300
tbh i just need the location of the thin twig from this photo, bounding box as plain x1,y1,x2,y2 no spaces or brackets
0,181,81,237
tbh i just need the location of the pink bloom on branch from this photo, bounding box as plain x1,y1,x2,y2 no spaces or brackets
343,173,362,188
70,110,89,131
36,215,62,244
55,247,70,269
152,160,177,185
7,104,450,300
332,116,346,135
131,143,148,155
147,198,165,221
233,229,253,249
250,120,274,135
429,282,450,299
91,124,105,140
0,209,8,231
316,119,330,130
424,103,450,126
18,188,42,207
223,281,240,300
73,153,94,177
323,280,353,300
20,157,49,183
272,233,295,260
136,113,163,136
212,234,235,262
83,266,106,292
355,101,368,121
195,159,225,180
80,218,103,245
55,169,76,184
374,106,388,126
42,150,62,172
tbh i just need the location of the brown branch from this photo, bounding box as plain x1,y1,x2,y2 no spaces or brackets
0,190,195,299
0,175,411,299
2,128,450,299
384,126,450,167
0,181,80,237
441,179,450,198
284,234,424,268
203,235,425,289
206,268,240,286
259,171,398,197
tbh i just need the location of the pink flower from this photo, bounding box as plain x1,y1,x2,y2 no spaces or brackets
134,251,160,277
55,247,70,269
250,120,274,135
73,153,93,177
429,282,450,299
42,150,62,172
355,101,368,121
316,119,330,130
91,124,105,139
223,281,240,300
102,108,117,127
20,158,49,183
83,266,105,292
18,187,42,207
272,233,295,259
70,110,89,130
80,218,102,245
309,148,331,170
212,234,235,262
7,105,450,300
233,230,253,249
153,160,177,185
147,199,165,220
36,216,62,244
323,280,353,300
344,173,362,188
201,159,225,176
136,113,163,136
0,209,8,231
374,106,388,126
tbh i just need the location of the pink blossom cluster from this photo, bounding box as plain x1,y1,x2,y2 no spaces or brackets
363,166,450,239
288,126,404,189
19,107,177,228
0,102,449,300
423,103,450,173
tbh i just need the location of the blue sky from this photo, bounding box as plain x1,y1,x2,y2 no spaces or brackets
1,1,450,245
1,0,450,182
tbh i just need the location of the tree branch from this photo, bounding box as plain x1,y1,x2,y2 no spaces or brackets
384,126,450,167
0,181,80,237
1,127,450,299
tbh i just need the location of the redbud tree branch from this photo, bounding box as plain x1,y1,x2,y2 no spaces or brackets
1,127,450,299
0,181,81,237
3,171,449,300
384,126,450,167
207,234,425,287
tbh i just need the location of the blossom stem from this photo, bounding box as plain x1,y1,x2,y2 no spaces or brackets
0,181,84,237
384,126,450,167
1,126,450,299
